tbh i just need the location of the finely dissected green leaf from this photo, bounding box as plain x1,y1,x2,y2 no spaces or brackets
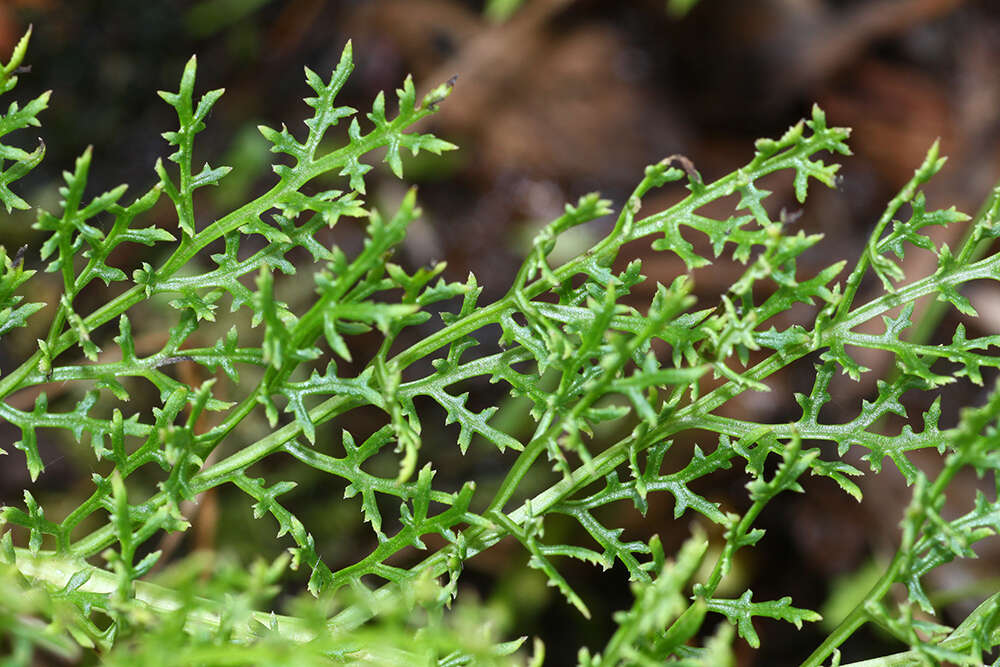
2,28,1000,667
745,434,817,502
366,76,457,180
157,55,230,237
489,509,592,619
0,244,44,337
580,532,709,666
34,147,126,272
0,26,48,212
705,590,822,648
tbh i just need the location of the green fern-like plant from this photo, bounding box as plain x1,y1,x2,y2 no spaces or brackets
1,28,999,666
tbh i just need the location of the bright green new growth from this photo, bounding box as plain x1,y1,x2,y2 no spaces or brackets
1,29,1000,666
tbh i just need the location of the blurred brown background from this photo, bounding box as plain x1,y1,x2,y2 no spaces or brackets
1,1,999,664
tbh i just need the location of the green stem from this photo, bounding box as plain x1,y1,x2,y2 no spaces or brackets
910,176,1000,346
834,142,943,323
701,497,767,597
800,552,906,667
